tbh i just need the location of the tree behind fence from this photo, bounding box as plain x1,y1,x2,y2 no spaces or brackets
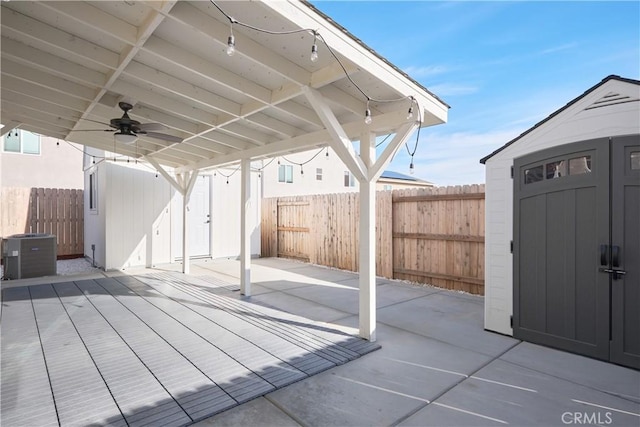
261,184,485,294
0,187,84,258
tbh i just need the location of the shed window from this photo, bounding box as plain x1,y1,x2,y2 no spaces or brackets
568,156,591,175
630,152,640,170
524,166,543,184
546,161,566,179
316,168,323,180
278,165,293,183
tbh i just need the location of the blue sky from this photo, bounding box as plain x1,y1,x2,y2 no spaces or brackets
311,1,640,185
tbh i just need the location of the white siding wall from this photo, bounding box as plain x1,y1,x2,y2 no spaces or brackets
210,169,261,258
104,162,172,270
484,80,640,335
83,160,107,268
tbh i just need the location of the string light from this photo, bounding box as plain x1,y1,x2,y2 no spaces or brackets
364,99,372,125
409,159,415,175
210,0,429,177
310,31,319,63
300,165,304,175
226,20,236,56
325,148,329,159
407,96,415,120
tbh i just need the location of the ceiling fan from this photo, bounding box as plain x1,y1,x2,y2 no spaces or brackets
76,102,182,144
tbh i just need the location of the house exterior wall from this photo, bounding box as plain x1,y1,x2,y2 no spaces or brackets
84,151,261,270
261,147,432,196
484,80,640,335
261,148,362,197
1,135,83,189
375,178,434,191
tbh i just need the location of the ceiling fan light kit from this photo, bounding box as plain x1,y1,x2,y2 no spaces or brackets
114,131,137,144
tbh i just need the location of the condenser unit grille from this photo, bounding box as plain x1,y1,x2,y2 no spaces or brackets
3,234,57,280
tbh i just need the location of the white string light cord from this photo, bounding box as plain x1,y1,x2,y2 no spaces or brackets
209,0,422,172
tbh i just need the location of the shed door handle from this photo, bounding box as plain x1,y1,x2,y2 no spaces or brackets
600,245,608,266
612,246,620,268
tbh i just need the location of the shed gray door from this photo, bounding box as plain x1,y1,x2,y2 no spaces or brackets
610,135,640,368
513,135,639,369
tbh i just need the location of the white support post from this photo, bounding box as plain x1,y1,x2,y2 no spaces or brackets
180,170,199,274
359,131,376,341
240,158,252,296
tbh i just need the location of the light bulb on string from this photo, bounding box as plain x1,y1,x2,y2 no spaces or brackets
409,160,415,175
300,165,304,175
310,31,319,63
226,34,235,56
407,106,414,120
326,148,329,159
407,96,415,120
364,99,372,125
226,20,236,56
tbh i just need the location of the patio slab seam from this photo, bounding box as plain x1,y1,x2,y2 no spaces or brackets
497,354,640,405
389,338,522,427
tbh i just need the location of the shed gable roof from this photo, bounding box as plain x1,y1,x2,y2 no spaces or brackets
480,75,640,164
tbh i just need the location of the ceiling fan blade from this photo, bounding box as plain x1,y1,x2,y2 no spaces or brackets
137,122,166,132
143,132,183,143
81,118,114,127
72,129,113,132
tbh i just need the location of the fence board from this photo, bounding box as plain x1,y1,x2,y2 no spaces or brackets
261,185,485,294
1,187,84,258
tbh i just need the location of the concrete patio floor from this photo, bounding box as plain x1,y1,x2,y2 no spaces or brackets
2,257,639,426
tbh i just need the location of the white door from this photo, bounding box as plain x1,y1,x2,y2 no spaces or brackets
189,175,211,256
173,175,211,259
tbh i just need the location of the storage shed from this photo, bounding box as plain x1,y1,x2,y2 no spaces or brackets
481,75,640,369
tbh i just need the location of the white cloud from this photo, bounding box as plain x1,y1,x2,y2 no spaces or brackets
403,65,447,78
539,42,577,55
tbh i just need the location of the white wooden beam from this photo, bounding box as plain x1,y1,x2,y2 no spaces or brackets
175,109,418,173
1,8,119,69
302,86,367,182
240,158,252,296
369,122,418,181
2,76,89,112
0,37,106,87
144,155,183,194
0,121,22,137
359,130,376,341
1,59,97,102
169,2,310,85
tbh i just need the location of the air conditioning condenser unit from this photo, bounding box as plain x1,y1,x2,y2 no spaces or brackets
2,233,57,280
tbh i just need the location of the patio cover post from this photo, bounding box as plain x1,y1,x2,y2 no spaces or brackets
177,170,199,274
240,158,251,296
359,131,377,341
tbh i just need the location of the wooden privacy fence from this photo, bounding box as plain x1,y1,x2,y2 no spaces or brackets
0,187,84,257
261,185,485,294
